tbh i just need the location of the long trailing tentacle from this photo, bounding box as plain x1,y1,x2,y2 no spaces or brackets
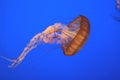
0,33,43,68
1,23,67,68
0,56,17,68
9,33,43,68
8,24,64,68
0,56,14,62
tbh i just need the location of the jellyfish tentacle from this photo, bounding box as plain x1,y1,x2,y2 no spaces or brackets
9,33,43,68
0,56,14,62
8,23,65,68
5,23,72,68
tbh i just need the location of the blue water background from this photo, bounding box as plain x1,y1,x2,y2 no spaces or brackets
0,0,120,80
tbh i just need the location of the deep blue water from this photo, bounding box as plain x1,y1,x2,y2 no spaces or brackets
0,0,120,80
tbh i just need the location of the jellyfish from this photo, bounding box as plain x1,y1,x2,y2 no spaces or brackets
113,0,120,21
1,15,90,68
116,0,120,10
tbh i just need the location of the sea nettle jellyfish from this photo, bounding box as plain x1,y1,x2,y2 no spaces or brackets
116,0,120,10
113,0,120,21
1,15,90,68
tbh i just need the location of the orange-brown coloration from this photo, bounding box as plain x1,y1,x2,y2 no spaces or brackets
1,15,90,68
62,15,90,56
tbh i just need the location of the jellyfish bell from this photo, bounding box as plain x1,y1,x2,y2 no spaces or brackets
113,0,120,21
1,15,90,68
117,0,120,10
61,15,90,56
